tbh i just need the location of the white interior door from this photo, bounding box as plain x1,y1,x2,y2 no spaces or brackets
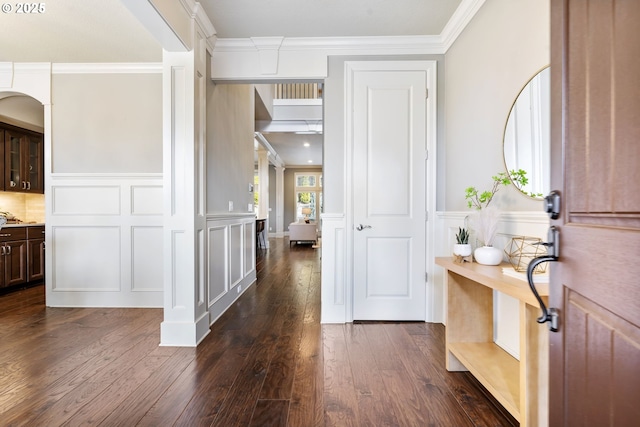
351,65,427,321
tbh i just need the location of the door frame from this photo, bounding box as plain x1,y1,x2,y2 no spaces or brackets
344,60,438,322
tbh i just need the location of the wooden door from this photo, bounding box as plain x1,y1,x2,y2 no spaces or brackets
351,63,427,320
550,1,640,425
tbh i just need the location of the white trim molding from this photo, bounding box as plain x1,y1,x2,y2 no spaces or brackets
52,63,163,74
210,0,486,81
320,213,347,323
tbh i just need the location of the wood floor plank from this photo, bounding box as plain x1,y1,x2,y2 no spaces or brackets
1,326,163,424
249,399,290,427
287,284,323,427
0,238,517,427
93,347,196,426
344,324,402,427
0,310,161,416
210,304,288,426
323,325,361,426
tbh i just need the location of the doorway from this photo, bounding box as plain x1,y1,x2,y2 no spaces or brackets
0,93,46,297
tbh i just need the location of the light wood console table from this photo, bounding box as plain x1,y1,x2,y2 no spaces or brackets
435,257,549,427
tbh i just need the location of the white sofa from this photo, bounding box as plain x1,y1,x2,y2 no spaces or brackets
288,222,317,246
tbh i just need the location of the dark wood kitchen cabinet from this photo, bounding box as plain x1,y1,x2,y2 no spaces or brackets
0,227,28,289
27,225,45,282
2,122,44,194
0,225,45,290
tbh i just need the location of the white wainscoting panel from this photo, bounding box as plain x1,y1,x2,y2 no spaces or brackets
244,221,255,276
131,226,163,291
46,174,163,307
52,226,121,291
206,215,257,325
434,211,549,360
320,213,347,323
229,223,243,288
131,185,163,215
208,225,228,305
52,186,121,215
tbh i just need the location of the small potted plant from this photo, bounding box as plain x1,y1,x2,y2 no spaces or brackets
453,227,472,257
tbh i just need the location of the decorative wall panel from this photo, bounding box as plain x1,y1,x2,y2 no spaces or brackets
229,223,243,288
208,225,227,305
46,174,163,307
52,186,120,215
52,226,121,291
131,226,163,291
131,185,163,215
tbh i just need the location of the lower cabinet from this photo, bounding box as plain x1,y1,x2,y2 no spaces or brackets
27,226,45,282
0,225,44,290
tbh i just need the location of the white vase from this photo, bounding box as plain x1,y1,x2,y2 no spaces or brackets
474,246,503,265
453,244,472,257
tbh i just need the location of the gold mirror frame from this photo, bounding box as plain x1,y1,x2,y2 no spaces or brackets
503,67,550,200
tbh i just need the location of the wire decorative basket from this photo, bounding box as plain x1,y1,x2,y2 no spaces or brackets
504,236,548,273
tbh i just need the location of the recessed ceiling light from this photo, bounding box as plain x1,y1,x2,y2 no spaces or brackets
303,142,310,147
308,160,313,163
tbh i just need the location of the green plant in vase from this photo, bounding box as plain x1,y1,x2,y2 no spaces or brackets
453,227,472,257
465,170,530,265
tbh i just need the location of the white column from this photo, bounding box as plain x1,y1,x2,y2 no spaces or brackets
257,147,270,248
160,28,209,347
275,166,285,238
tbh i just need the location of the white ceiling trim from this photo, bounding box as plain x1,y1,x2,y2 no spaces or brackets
440,0,486,52
215,35,445,54
255,132,285,167
182,0,217,38
51,63,163,74
212,0,485,56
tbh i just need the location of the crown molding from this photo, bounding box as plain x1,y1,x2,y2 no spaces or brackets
212,0,484,56
51,63,163,74
180,0,216,54
440,0,487,52
214,34,445,55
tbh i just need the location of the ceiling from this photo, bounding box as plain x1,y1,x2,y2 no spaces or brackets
200,0,462,39
0,0,464,167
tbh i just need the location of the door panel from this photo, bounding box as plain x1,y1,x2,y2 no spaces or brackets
550,0,640,424
352,67,426,321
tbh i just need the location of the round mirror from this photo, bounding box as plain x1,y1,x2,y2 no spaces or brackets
503,67,550,199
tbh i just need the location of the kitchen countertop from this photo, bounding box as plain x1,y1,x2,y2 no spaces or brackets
2,223,45,228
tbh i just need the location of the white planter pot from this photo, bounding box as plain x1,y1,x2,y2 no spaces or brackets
453,243,472,257
474,246,503,265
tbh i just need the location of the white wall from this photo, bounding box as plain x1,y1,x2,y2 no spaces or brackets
444,0,550,211
47,68,164,307
51,73,162,173
205,74,257,325
206,83,255,215
0,94,46,223
438,0,551,358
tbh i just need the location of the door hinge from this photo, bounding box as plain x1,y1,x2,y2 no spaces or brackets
425,272,428,282
425,88,429,99
425,211,428,221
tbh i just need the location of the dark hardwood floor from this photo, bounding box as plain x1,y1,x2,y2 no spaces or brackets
0,238,517,426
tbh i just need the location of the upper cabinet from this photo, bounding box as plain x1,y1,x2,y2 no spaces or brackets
1,123,44,194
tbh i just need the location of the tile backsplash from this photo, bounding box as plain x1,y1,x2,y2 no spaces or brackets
0,192,45,223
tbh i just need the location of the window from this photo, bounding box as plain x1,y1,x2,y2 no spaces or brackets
295,173,322,222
